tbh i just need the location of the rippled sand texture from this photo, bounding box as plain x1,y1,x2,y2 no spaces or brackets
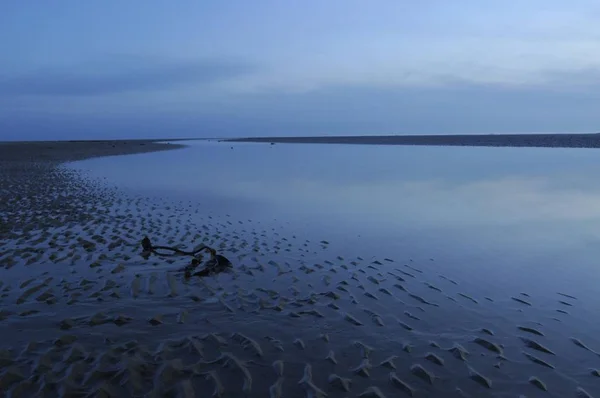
1,142,599,397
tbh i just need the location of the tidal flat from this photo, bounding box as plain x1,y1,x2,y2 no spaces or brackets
1,138,600,397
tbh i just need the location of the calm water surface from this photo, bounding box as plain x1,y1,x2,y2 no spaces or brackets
73,141,600,295
66,140,600,396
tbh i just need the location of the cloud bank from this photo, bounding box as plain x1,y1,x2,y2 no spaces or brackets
0,56,255,97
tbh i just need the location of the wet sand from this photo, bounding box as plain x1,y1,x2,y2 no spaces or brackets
0,139,186,164
226,133,600,148
1,139,599,397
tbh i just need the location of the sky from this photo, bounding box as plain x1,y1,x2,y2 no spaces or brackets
1,0,600,140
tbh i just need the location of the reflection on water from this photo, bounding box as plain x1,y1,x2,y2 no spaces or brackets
74,141,600,225
68,143,600,322
70,140,600,291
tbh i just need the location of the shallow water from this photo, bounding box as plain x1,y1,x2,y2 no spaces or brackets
3,141,600,397
73,141,600,293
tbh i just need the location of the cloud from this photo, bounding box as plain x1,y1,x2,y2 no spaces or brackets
0,56,255,96
2,67,600,141
209,69,600,135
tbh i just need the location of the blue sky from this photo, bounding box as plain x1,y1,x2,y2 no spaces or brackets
1,1,600,140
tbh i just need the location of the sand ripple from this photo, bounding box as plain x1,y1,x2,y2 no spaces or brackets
1,151,600,397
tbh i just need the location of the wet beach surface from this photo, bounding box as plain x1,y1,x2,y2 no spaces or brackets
2,139,600,397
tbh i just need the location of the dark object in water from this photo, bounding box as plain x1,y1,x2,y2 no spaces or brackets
192,248,232,277
141,236,152,252
206,247,232,268
140,236,207,257
183,258,202,277
141,236,231,277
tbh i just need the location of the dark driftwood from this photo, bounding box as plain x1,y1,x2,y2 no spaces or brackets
140,236,209,258
140,236,231,278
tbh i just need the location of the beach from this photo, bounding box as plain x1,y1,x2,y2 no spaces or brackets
1,138,599,398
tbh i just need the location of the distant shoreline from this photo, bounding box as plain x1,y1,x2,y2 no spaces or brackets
225,133,600,148
0,139,186,165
